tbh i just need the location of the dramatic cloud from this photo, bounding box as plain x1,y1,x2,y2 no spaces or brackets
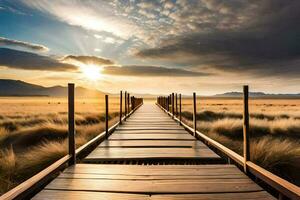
0,48,77,71
102,65,208,77
136,0,300,77
63,55,114,66
3,0,299,93
0,37,49,52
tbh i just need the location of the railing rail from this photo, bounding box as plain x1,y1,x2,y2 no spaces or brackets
156,89,300,200
0,84,143,200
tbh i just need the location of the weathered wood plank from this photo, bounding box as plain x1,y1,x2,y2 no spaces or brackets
33,190,148,200
44,179,263,194
116,127,184,130
57,173,248,180
109,133,195,140
98,140,206,148
113,130,188,134
84,148,220,161
33,190,275,200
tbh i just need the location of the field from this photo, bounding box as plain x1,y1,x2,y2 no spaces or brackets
180,97,300,186
1,97,299,195
0,96,122,194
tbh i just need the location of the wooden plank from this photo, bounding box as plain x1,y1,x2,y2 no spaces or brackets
113,130,188,134
124,121,178,124
33,190,148,200
116,127,185,130
109,133,195,140
152,192,276,200
84,148,220,161
98,140,206,148
64,164,242,173
120,124,179,126
44,178,263,194
126,120,175,122
33,190,275,200
57,173,248,180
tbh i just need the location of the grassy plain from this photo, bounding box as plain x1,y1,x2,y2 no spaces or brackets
0,96,122,194
180,97,300,186
0,96,299,194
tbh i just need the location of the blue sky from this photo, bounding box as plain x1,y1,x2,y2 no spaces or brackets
0,0,299,94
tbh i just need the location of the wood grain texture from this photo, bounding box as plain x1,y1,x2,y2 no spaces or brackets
98,140,206,148
85,148,220,161
33,190,275,200
109,133,195,140
43,165,262,193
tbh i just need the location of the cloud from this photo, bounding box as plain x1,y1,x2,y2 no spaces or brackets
136,0,300,77
0,37,49,52
63,55,114,66
16,0,300,80
20,0,141,39
102,65,209,77
0,48,77,71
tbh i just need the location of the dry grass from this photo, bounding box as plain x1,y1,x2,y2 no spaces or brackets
0,97,121,194
182,98,300,186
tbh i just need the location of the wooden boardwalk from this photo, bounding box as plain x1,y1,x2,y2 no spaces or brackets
33,104,275,199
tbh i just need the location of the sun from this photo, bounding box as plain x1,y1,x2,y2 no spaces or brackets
81,64,102,81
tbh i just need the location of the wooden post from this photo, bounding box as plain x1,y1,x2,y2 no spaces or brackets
105,94,109,139
127,93,130,113
68,83,76,166
243,85,250,173
179,93,182,124
167,96,169,112
119,91,122,124
169,94,171,112
172,93,175,117
165,96,167,110
124,91,127,119
175,93,178,116
193,92,197,137
131,96,135,110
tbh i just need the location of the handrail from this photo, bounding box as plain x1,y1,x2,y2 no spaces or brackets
0,102,143,200
156,103,300,200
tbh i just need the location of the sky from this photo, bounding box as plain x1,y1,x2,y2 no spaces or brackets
0,0,299,95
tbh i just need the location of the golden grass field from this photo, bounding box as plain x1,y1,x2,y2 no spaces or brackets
180,98,300,186
0,96,123,194
0,96,299,194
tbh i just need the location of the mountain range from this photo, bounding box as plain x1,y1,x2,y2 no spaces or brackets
0,79,105,97
214,92,300,98
0,79,299,98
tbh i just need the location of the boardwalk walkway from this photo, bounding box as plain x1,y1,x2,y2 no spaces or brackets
33,104,275,199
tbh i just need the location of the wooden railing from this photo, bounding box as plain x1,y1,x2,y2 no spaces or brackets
156,86,300,200
0,84,143,200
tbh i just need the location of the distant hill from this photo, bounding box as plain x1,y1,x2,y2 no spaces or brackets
0,79,105,97
214,92,300,98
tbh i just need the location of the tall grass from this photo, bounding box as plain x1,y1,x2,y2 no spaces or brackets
181,98,300,186
0,114,119,194
0,96,121,194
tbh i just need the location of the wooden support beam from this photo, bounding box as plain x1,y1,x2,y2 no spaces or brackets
193,92,197,137
175,93,178,116
179,93,182,124
243,85,250,173
128,93,130,113
119,91,122,124
167,96,169,112
124,91,127,120
105,94,109,139
172,93,175,117
68,83,76,166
